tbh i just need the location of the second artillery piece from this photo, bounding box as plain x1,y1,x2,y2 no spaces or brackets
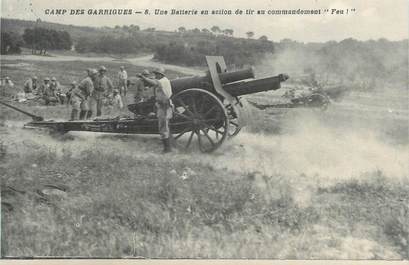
2,56,289,153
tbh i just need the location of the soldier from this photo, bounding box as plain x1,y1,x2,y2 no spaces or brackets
38,77,50,97
66,81,84,121
118,66,128,96
3,77,14,87
1,77,14,97
23,76,38,97
138,67,173,153
42,77,59,105
134,69,153,103
89,66,113,118
78,68,97,120
111,89,124,110
50,77,66,104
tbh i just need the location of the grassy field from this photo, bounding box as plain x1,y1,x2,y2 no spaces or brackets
1,129,408,258
1,57,184,90
1,58,408,259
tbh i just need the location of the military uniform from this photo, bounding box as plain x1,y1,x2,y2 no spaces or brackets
90,74,113,117
43,85,59,105
23,78,37,94
50,79,65,104
78,76,94,119
118,68,128,96
139,68,173,152
67,82,85,120
155,77,173,140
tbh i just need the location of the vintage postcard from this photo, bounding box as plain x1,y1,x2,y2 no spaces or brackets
0,0,408,262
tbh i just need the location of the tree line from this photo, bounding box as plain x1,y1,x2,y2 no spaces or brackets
1,27,72,55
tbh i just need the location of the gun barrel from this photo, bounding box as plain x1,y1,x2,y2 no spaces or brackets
223,74,289,97
171,68,254,94
0,101,44,121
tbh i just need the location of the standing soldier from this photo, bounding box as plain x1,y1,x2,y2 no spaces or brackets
78,69,96,120
90,66,113,118
118,66,128,96
23,76,38,98
134,69,153,103
138,67,173,153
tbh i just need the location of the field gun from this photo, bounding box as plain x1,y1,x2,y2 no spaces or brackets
1,56,289,153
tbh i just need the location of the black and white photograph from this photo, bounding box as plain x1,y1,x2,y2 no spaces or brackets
0,0,408,261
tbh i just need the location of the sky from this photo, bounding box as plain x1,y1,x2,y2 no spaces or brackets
1,0,408,42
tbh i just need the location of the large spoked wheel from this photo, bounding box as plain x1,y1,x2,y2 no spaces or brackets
170,89,230,153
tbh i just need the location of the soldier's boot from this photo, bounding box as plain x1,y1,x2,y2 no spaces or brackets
168,133,177,148
79,110,86,120
70,109,78,121
86,111,92,119
162,138,172,153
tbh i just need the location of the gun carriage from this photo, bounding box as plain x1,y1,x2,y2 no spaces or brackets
1,56,288,153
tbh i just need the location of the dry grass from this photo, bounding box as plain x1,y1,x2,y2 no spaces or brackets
1,138,408,258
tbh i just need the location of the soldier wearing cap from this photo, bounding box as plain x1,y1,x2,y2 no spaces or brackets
118,66,128,96
78,68,97,120
42,77,59,105
23,76,38,95
89,65,113,118
134,69,153,103
50,77,66,104
66,81,85,120
138,67,173,153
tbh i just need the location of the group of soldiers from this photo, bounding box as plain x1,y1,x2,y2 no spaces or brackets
8,65,173,153
65,66,115,120
23,76,66,104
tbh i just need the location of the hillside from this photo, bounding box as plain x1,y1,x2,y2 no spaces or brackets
1,18,121,40
1,18,407,86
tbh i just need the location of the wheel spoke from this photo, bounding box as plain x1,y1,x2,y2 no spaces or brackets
173,111,192,121
204,118,222,124
171,121,193,126
196,131,203,151
201,129,216,146
185,130,194,149
198,94,206,113
176,98,195,116
204,105,218,118
230,121,239,127
209,127,224,135
190,95,198,113
174,127,191,140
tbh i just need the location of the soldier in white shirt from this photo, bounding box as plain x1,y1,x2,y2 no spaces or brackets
138,67,173,153
118,66,128,96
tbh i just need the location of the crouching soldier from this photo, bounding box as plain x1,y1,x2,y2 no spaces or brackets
42,77,59,105
138,67,173,153
50,77,66,104
66,81,86,120
23,76,38,99
112,89,124,110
